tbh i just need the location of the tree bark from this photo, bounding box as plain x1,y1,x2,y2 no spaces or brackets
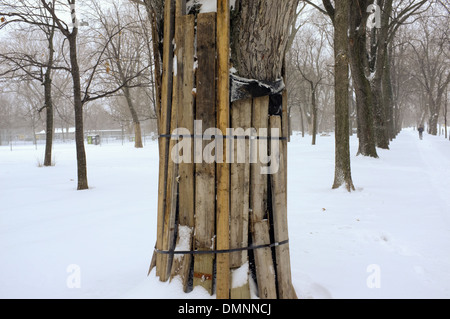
349,0,378,158
68,31,89,190
332,0,355,192
231,0,299,81
370,0,393,150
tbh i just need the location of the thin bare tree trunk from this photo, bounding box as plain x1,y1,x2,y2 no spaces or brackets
43,73,54,166
123,85,144,148
445,88,448,139
311,87,318,145
44,25,55,167
299,104,305,137
69,32,88,190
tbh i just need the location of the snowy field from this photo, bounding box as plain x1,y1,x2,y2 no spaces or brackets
1,128,449,299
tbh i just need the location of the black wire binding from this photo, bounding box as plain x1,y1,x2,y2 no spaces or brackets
154,239,289,256
158,134,287,141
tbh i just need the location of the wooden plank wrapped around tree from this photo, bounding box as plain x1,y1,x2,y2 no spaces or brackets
154,0,175,279
193,12,217,295
216,0,231,300
269,114,297,299
230,98,252,299
170,14,195,291
250,96,277,299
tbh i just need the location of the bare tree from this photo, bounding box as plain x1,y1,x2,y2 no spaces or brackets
292,20,329,145
35,0,144,189
0,0,58,165
407,5,450,135
93,0,155,148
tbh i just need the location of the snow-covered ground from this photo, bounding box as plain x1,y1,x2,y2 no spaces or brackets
1,128,449,299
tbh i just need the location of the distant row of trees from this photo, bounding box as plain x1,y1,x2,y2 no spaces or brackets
288,0,449,148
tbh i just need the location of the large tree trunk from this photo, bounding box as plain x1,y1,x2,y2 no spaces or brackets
370,0,393,149
231,0,299,300
332,0,355,192
231,0,298,81
428,99,439,136
150,0,298,299
349,0,378,158
372,75,390,149
69,32,89,190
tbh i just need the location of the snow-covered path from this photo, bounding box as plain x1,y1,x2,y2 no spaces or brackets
1,129,449,299
289,129,450,299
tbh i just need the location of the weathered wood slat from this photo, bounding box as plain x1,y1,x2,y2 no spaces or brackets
250,96,277,299
269,115,297,299
193,12,217,295
154,0,175,279
230,99,252,299
282,90,290,143
251,219,277,299
170,14,195,291
216,0,231,300
160,50,180,282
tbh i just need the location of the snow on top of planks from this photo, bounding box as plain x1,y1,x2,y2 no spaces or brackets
187,0,237,14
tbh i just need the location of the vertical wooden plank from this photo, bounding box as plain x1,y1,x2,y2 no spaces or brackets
155,0,175,279
282,90,290,143
269,115,297,299
170,14,195,291
282,90,288,204
216,0,231,300
159,0,188,282
193,12,217,295
250,96,277,299
230,99,251,299
160,51,180,282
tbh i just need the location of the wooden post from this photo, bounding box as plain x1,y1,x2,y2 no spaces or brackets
154,0,175,279
170,14,195,291
216,0,231,300
193,12,217,295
